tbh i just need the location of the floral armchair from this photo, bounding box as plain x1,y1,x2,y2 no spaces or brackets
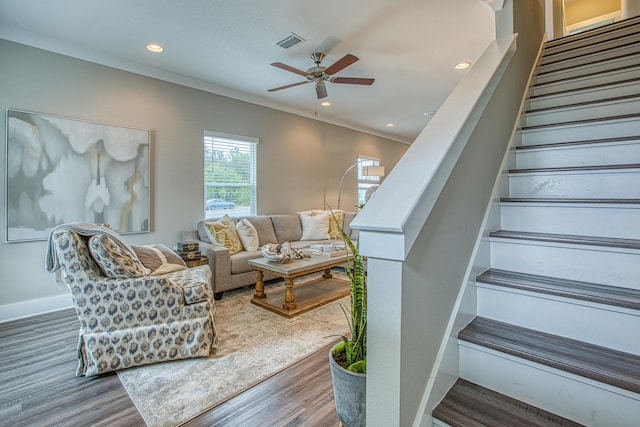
46,223,216,376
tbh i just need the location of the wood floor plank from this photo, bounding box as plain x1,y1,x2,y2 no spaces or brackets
1,307,341,427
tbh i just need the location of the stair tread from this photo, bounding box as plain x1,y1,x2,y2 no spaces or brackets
532,67,640,92
526,93,640,115
545,15,640,50
500,197,640,204
515,135,640,151
536,51,640,80
540,36,640,68
509,163,640,174
477,269,640,310
433,379,584,427
459,317,640,394
520,113,640,132
489,230,640,250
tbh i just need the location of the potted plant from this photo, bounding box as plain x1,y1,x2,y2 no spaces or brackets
329,213,367,427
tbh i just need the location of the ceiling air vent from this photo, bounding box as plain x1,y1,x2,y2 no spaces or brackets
275,33,305,49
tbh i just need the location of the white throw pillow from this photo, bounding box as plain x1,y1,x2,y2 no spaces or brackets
236,218,259,251
300,212,330,240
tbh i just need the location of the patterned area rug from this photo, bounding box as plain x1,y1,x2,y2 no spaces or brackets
117,272,349,427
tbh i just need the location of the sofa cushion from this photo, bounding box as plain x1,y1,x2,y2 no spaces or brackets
88,234,149,278
204,215,243,255
236,218,259,251
243,215,278,246
132,244,187,276
300,212,330,241
271,214,302,243
230,250,262,275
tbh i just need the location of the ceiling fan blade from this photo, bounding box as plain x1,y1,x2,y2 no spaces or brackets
268,81,310,92
324,54,359,75
332,77,375,85
316,83,328,99
271,62,309,77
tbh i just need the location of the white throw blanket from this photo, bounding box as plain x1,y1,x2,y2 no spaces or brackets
45,222,136,273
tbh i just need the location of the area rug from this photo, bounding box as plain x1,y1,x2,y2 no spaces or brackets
117,272,350,427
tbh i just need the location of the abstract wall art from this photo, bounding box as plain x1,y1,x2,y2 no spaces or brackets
5,109,150,242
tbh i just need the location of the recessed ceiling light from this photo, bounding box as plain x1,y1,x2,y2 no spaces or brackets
146,43,164,53
386,123,395,127
454,61,471,69
321,101,331,106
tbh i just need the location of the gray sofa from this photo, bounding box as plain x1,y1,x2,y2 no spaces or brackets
181,211,357,299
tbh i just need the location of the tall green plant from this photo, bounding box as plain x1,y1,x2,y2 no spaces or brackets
331,211,367,374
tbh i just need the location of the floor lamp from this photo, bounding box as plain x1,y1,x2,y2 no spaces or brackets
337,161,385,209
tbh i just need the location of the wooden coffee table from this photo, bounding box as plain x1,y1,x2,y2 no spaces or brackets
249,254,351,318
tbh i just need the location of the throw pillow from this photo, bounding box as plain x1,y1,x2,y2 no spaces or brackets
88,234,149,279
299,209,344,239
204,215,243,254
299,212,330,241
236,218,259,251
132,244,187,276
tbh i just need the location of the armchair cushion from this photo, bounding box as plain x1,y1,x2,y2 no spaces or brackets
88,234,149,278
133,244,187,276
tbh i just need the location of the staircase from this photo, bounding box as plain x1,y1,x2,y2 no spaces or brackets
433,17,640,426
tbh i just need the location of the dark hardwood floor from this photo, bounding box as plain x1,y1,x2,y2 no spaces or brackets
0,308,339,427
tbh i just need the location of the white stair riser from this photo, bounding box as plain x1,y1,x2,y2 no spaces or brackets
541,33,640,66
515,141,640,168
530,80,640,109
508,170,640,198
459,343,640,427
535,54,640,85
490,239,640,289
523,98,640,127
500,204,640,239
520,118,640,145
538,44,640,74
477,285,640,354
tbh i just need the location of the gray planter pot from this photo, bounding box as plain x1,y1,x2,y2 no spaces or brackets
329,343,366,427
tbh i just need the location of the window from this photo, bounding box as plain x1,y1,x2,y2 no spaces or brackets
204,131,257,218
357,155,381,207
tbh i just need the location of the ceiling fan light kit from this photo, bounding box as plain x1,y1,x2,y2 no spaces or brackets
268,52,374,99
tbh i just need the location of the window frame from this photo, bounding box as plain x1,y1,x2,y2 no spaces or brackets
357,155,381,207
203,131,258,218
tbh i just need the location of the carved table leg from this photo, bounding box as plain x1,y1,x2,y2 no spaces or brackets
254,270,266,299
283,277,297,311
323,268,333,279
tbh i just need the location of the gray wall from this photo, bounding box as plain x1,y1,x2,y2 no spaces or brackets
0,39,406,313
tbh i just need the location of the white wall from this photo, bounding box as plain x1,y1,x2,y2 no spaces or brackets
0,39,407,320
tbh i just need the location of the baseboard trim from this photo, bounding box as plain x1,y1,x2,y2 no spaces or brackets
0,293,73,323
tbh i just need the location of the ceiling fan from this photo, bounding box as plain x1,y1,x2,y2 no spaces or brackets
268,52,375,99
